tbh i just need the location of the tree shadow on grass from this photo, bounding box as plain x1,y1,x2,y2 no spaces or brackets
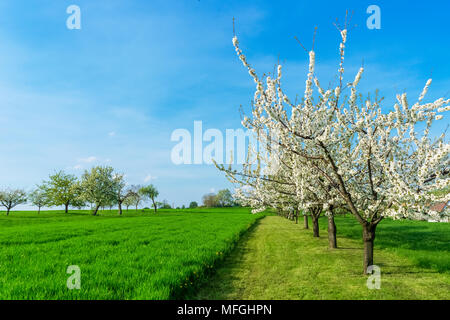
325,216,450,273
330,217,450,252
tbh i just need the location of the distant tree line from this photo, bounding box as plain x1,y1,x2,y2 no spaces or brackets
201,189,239,207
0,166,160,215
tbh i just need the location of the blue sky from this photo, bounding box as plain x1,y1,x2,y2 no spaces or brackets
0,0,449,209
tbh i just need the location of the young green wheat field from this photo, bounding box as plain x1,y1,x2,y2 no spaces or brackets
0,207,263,299
0,208,448,299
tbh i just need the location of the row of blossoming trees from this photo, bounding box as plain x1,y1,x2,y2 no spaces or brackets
215,23,449,273
0,166,159,215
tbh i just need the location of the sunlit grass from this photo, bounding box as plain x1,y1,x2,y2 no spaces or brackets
195,215,450,300
327,215,450,273
0,207,263,299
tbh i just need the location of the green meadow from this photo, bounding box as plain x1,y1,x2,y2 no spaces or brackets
0,208,448,299
195,215,450,300
0,208,263,299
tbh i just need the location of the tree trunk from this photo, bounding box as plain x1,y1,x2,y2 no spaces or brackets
152,199,157,213
311,214,319,237
304,215,309,229
92,205,100,216
327,214,337,248
363,223,377,274
135,204,138,211
118,202,123,215
6,208,10,216
64,203,69,213
38,206,41,214
295,209,298,224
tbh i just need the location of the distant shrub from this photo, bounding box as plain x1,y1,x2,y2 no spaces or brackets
189,201,198,209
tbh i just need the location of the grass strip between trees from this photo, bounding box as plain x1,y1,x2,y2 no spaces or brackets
194,215,450,300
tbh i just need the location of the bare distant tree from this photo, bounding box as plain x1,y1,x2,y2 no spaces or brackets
29,186,49,214
128,185,144,211
0,188,27,216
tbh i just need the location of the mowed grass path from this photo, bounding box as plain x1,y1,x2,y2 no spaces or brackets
195,216,450,299
0,208,263,299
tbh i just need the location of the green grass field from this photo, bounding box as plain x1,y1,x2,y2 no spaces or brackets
327,215,450,272
0,207,263,299
0,208,449,300
195,215,450,299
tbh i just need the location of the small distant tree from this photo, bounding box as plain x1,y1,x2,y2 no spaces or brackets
29,187,49,214
216,189,234,207
133,193,143,211
80,166,117,216
42,171,78,213
123,194,135,212
157,200,171,209
69,181,86,209
0,188,27,216
202,193,218,207
127,185,143,211
113,173,130,215
140,184,159,213
189,201,198,208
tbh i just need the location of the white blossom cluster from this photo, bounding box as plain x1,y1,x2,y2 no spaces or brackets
217,29,449,226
